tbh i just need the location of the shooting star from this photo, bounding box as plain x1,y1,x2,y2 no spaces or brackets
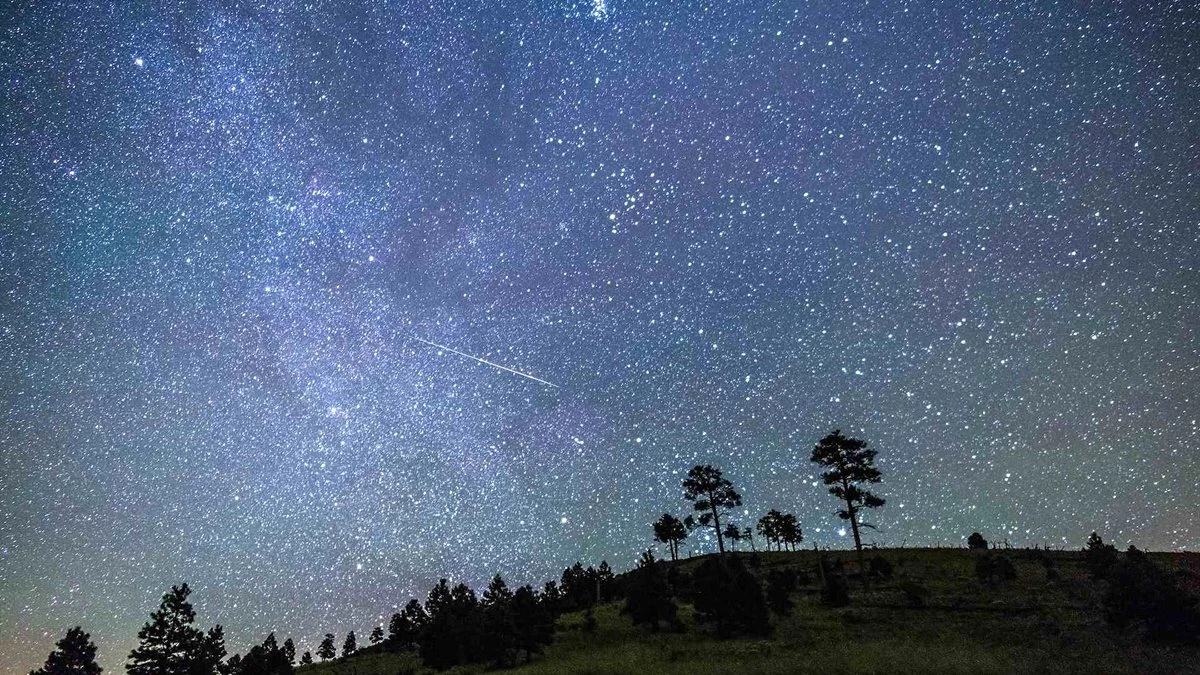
412,336,560,388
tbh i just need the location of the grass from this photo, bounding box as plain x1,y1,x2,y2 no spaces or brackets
298,548,1200,675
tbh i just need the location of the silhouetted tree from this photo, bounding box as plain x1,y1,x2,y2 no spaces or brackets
653,514,689,561
624,550,679,632
388,599,427,651
682,465,743,555
298,652,312,666
1085,531,1119,579
341,632,356,658
281,638,294,665
539,581,562,613
315,635,335,662
765,570,797,616
233,633,292,675
368,625,383,645
419,580,483,670
560,563,599,609
811,430,885,586
779,513,803,551
480,575,517,667
482,574,513,607
742,526,756,551
757,510,784,551
968,532,988,550
510,585,554,662
596,561,616,601
692,557,770,637
127,584,225,675
723,522,744,551
31,626,102,675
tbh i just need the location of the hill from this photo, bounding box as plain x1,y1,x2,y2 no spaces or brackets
297,547,1200,675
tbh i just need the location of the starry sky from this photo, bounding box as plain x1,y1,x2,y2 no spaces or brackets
1,0,1197,672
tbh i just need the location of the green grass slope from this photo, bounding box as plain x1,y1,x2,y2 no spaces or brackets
299,548,1200,675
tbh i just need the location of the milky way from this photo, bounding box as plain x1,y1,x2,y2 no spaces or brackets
1,1,1196,672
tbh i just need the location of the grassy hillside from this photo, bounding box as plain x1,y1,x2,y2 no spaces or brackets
298,548,1200,675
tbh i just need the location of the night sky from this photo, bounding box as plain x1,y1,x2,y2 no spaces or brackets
2,1,1197,672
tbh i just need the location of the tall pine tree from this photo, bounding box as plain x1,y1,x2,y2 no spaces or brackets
126,584,224,675
811,430,885,586
682,465,742,555
31,626,102,675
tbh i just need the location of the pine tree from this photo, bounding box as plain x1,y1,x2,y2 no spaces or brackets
1085,531,1119,579
722,522,743,551
341,632,356,658
419,580,483,669
510,586,553,662
652,514,689,561
624,550,678,632
481,575,517,667
31,626,102,675
811,430,885,586
387,599,427,651
368,625,384,645
281,638,295,665
539,581,562,615
757,510,783,550
682,465,743,555
316,635,335,662
126,584,225,675
481,574,514,607
779,513,803,551
596,561,616,601
235,633,292,675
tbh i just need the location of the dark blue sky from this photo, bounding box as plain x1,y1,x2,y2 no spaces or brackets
2,1,1196,672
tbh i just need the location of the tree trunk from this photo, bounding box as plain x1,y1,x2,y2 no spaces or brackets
847,502,868,589
710,502,725,555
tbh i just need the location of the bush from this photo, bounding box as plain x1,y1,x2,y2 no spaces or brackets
819,560,850,607
765,570,797,616
900,581,928,609
868,556,894,579
1085,532,1119,579
968,532,988,550
624,550,679,632
975,554,1017,586
1104,551,1200,644
693,557,771,637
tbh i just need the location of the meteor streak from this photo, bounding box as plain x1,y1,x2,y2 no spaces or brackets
412,336,560,388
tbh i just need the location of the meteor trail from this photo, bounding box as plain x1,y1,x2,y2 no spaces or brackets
412,336,560,388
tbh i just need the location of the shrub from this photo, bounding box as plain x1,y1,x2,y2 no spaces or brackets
899,581,928,608
693,557,771,637
1085,532,1119,579
624,550,679,632
819,560,850,607
1103,550,1200,644
968,532,988,550
975,554,1017,586
868,556,894,579
765,569,797,616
